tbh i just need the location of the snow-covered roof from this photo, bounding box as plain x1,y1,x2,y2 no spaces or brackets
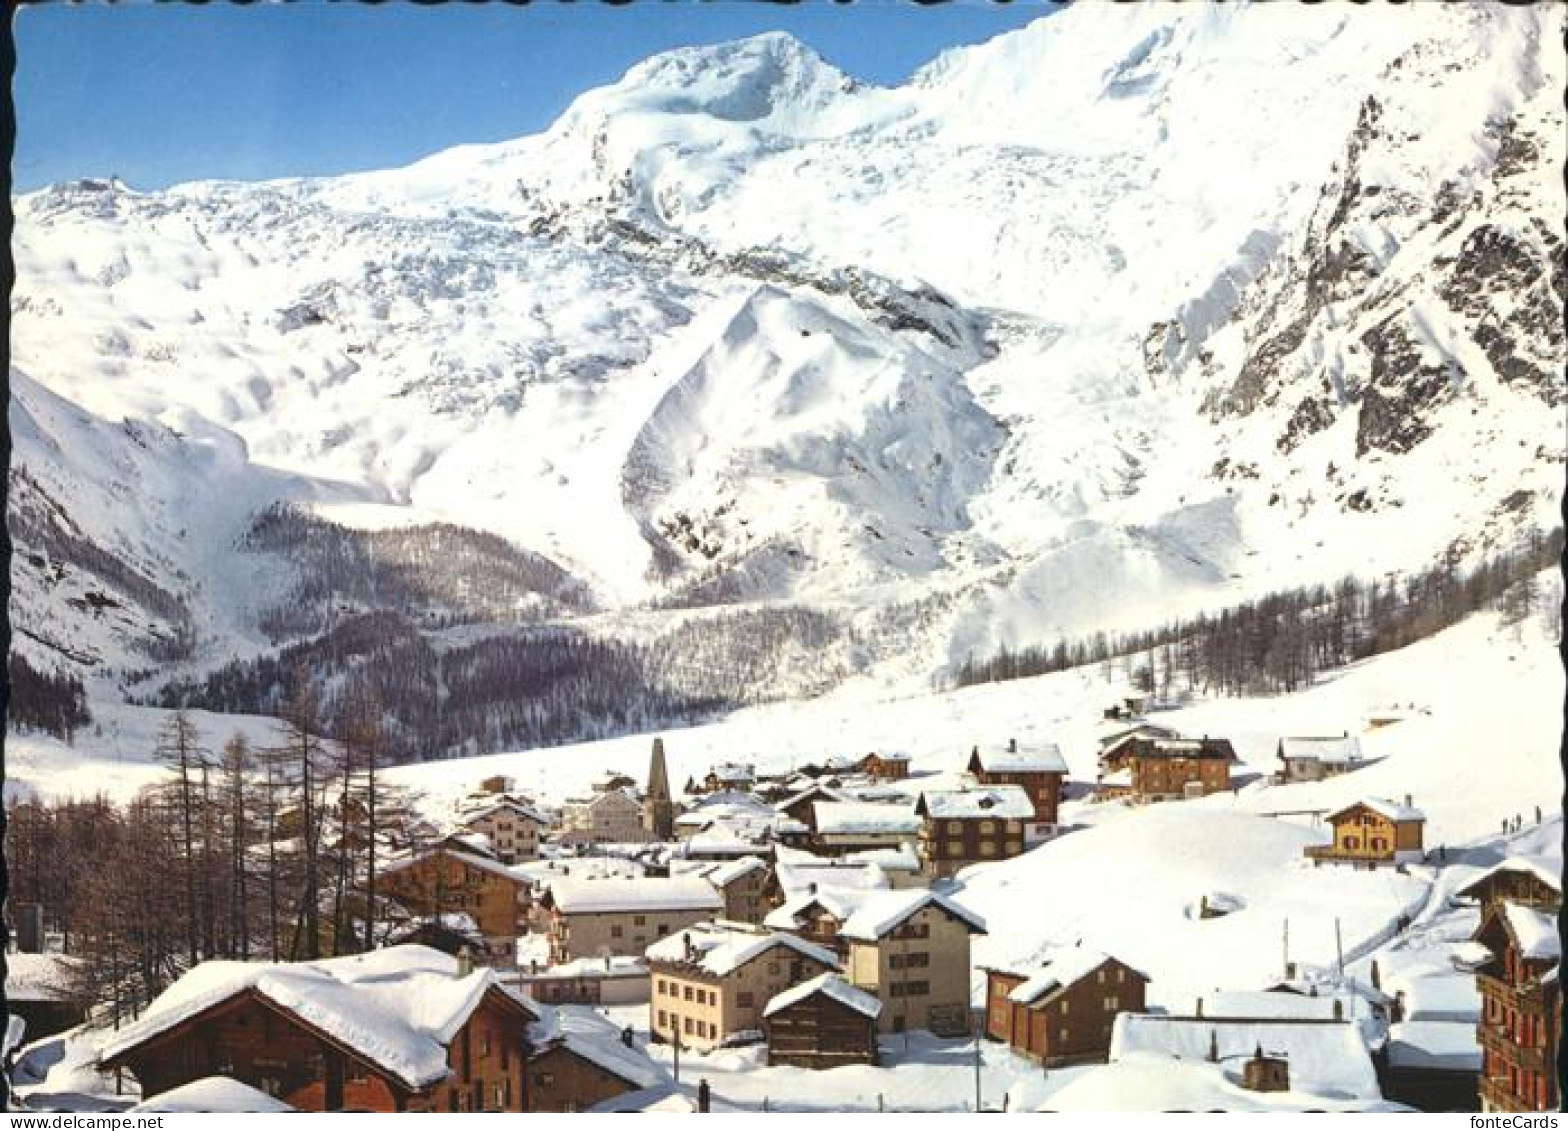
1112,1014,1380,1100
546,875,723,916
1328,797,1424,824
130,1077,295,1113
1041,1053,1401,1113
701,856,769,887
812,801,920,836
839,889,987,942
380,844,527,885
528,1004,667,1092
1386,1021,1482,1072
865,750,911,763
98,946,536,1091
763,887,875,931
971,742,1068,775
773,861,892,899
1503,901,1560,961
1198,990,1371,1023
778,782,853,812
708,762,756,782
1457,856,1562,901
461,796,548,826
4,952,84,1002
1278,736,1362,764
918,785,1034,820
764,972,882,1020
684,826,767,857
525,955,648,981
1002,946,1135,1006
645,922,838,978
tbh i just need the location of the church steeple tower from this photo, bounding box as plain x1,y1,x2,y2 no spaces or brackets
644,736,675,840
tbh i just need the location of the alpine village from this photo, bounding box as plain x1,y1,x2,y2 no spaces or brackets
5,0,1566,1119
7,705,1560,1113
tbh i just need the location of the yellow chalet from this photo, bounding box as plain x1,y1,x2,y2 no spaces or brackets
1305,796,1425,868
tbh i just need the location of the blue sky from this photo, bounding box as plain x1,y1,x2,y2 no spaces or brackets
14,2,1058,192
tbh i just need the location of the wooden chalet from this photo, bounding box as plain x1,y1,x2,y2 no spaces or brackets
1458,858,1561,912
984,948,1149,1066
763,973,882,1068
696,856,773,924
1470,892,1560,1112
857,751,912,781
775,782,853,832
97,947,538,1112
379,844,529,961
1096,734,1236,802
967,738,1068,831
523,1008,665,1112
1275,735,1364,784
1304,797,1425,867
914,786,1033,879
811,801,922,856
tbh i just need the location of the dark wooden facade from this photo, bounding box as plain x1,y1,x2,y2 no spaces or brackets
1098,736,1234,802
966,753,1063,825
380,848,528,955
858,753,911,781
764,988,880,1069
1460,866,1560,912
100,985,535,1112
915,798,1027,880
984,959,1148,1067
1473,905,1560,1112
525,1044,641,1112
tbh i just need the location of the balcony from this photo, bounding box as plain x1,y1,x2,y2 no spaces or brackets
1303,843,1394,866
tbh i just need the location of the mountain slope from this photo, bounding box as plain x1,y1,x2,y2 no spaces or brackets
9,3,1563,742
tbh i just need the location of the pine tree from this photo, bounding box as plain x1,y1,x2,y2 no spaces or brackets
154,709,211,965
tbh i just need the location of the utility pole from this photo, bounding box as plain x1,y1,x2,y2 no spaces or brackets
972,1009,984,1113
673,1026,681,1083
1334,918,1344,980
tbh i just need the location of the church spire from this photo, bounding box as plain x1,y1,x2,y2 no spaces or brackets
644,737,675,840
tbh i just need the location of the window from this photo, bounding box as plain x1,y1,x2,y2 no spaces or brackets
1097,970,1106,984
738,991,754,1008
947,820,964,835
658,924,669,935
906,981,929,996
481,1031,492,1056
1116,969,1126,984
946,841,964,856
1059,1028,1069,1043
683,1017,695,1035
634,914,647,926
684,986,694,1001
980,820,996,834
1103,996,1119,1010
979,842,996,858
1059,1000,1070,1015
658,1010,668,1026
611,925,623,938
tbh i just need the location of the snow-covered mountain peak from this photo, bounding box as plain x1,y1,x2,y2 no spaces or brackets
9,5,1563,734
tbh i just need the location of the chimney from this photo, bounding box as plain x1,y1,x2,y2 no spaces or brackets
1206,1027,1218,1062
1009,737,1017,753
1332,998,1344,1021
456,946,474,978
1195,996,1204,1019
1404,794,1413,809
621,1025,635,1049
